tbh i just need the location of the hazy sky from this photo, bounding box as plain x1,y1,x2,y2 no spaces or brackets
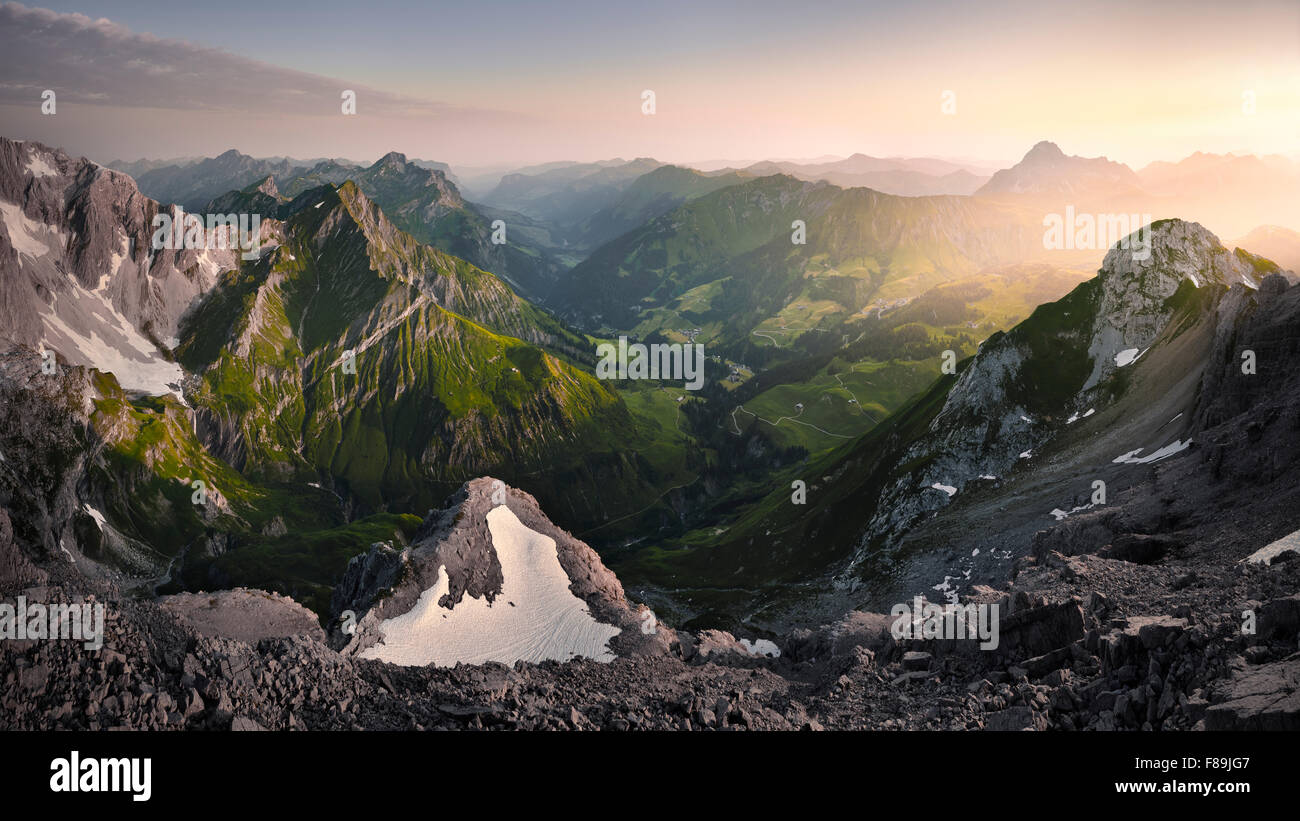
1,0,1297,169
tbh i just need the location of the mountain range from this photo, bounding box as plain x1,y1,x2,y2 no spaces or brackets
714,153,994,196
0,137,690,610
3,133,1299,734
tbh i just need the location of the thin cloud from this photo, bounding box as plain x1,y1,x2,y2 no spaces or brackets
0,2,516,122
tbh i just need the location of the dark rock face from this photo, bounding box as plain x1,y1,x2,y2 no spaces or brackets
1194,272,1300,489
0,351,94,567
330,543,407,633
996,598,1086,661
0,509,47,589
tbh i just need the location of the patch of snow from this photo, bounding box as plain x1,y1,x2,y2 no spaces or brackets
931,575,958,605
26,153,57,178
40,280,186,397
358,506,622,667
739,638,780,658
1112,439,1192,465
1066,408,1096,425
1050,502,1095,521
978,474,997,480
193,241,229,283
0,202,58,261
1114,348,1140,367
1186,273,1200,287
82,505,107,529
103,232,131,290
1019,450,1033,459
1244,529,1300,565
927,482,957,497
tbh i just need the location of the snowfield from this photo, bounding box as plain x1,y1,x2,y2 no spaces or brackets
41,283,185,398
1112,439,1192,465
1114,348,1140,367
0,201,59,261
359,506,622,667
739,639,781,658
1244,529,1300,565
26,153,58,178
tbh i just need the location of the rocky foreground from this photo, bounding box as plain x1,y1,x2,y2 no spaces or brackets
3,490,1298,731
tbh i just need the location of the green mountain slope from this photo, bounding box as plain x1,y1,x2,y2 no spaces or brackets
574,165,751,250
176,181,646,512
555,174,1045,348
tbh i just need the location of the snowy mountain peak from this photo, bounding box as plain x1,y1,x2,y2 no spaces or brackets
335,478,675,666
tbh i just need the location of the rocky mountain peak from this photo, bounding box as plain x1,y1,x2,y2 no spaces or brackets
846,218,1281,570
1085,218,1262,389
1023,140,1067,163
1100,219,1258,292
332,179,383,226
254,175,279,198
375,151,409,169
977,140,1139,196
